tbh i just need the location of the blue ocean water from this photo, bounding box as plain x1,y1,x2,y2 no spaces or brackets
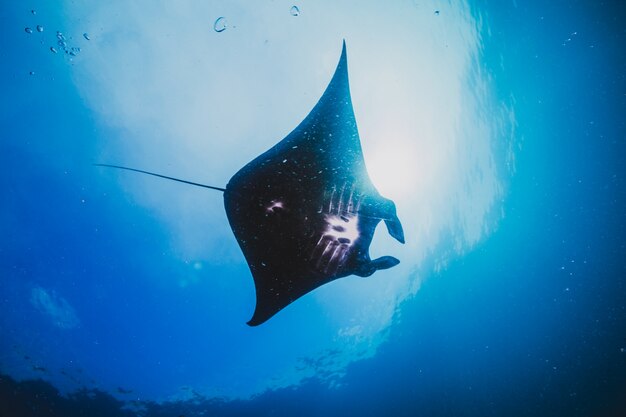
1,1,625,416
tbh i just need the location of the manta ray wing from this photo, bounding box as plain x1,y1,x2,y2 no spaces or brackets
224,42,405,326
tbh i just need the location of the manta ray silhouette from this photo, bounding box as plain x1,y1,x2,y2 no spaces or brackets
97,41,405,326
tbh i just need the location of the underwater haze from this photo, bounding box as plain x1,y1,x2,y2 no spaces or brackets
1,0,625,416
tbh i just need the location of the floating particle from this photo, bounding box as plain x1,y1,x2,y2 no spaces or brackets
83,32,90,40
435,10,440,15
213,17,227,32
290,6,300,16
31,9,36,15
25,27,33,34
58,40,67,48
36,25,44,32
50,46,57,53
56,31,64,40
29,71,35,75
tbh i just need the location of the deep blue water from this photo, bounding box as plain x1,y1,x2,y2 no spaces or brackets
1,0,625,416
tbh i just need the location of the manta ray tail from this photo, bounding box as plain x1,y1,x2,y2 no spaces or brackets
94,164,226,192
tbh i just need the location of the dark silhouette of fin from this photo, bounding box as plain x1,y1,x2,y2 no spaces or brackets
223,41,405,326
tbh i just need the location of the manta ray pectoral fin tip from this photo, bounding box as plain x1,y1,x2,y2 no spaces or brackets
246,315,265,326
247,308,273,326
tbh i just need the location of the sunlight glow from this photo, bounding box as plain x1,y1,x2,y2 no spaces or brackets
366,137,420,202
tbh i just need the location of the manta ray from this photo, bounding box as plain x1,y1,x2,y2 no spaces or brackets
97,41,405,326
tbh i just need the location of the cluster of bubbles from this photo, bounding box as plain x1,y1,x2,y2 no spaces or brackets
213,5,300,33
50,31,83,56
23,9,91,65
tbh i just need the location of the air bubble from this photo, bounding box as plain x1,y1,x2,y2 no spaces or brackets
36,25,44,32
25,27,33,34
213,17,227,33
290,6,300,16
